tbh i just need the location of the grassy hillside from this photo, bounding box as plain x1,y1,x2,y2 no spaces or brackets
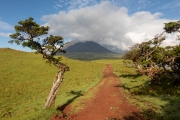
0,48,105,120
1,48,180,120
58,52,122,61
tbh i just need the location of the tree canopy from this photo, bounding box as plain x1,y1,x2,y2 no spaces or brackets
124,20,180,86
9,17,67,68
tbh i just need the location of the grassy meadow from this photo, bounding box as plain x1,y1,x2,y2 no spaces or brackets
0,48,180,120
0,48,105,120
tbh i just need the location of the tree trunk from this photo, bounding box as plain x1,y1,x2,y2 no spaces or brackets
44,65,68,108
133,61,158,79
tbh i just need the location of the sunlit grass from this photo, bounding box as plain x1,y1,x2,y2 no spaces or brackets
1,48,180,120
0,48,104,120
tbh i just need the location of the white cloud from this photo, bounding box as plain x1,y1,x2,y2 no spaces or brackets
42,1,177,52
0,21,13,30
0,32,11,37
137,0,151,9
54,0,98,10
161,33,180,47
158,0,180,10
125,32,153,44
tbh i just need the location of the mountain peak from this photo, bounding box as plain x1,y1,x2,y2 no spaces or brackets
65,41,114,53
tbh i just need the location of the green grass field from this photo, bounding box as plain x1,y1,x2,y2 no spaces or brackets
0,48,180,120
0,48,105,120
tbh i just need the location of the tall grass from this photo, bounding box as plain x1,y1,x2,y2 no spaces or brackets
0,48,104,120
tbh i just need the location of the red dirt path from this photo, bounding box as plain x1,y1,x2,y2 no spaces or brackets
51,64,142,120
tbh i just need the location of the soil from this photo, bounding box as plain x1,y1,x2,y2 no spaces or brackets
51,64,144,120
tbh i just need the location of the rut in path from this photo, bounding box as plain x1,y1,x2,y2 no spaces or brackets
52,64,141,120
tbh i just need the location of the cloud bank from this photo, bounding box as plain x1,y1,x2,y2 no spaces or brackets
0,21,13,30
42,1,177,53
0,32,11,37
0,21,13,37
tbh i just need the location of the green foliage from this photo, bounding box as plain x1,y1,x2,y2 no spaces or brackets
9,17,49,46
9,17,65,68
124,20,180,86
164,21,180,33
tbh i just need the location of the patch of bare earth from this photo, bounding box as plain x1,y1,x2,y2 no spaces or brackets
51,64,144,120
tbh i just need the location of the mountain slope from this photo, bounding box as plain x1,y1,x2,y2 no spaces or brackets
65,41,114,53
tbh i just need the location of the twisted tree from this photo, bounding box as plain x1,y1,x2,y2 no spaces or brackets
124,20,180,86
9,17,69,108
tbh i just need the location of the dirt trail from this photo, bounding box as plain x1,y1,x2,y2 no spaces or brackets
51,64,141,120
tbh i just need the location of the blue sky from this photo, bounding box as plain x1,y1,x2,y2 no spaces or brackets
0,0,180,52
